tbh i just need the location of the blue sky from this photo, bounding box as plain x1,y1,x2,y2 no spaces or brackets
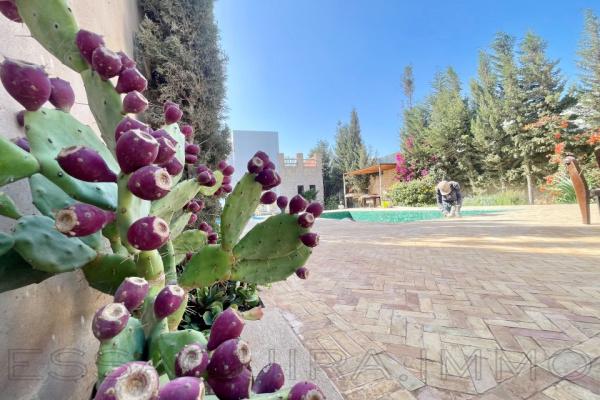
214,0,600,158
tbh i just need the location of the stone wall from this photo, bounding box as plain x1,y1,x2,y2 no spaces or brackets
0,2,140,399
277,152,325,203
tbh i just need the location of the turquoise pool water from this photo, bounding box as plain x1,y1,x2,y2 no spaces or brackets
320,209,500,223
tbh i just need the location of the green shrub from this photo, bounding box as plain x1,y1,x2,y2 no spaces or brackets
303,188,318,201
324,195,340,210
388,177,437,206
462,190,528,206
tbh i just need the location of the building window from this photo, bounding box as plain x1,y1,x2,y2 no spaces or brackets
297,185,304,194
309,185,316,192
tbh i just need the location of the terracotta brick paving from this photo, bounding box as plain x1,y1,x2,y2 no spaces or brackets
262,205,600,399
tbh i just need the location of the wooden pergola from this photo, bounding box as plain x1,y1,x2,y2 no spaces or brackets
343,163,396,208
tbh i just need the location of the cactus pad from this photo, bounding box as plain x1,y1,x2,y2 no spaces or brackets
232,246,311,285
151,329,207,379
233,213,307,260
0,232,15,256
220,173,263,251
0,136,40,187
15,0,87,72
163,123,186,184
81,69,124,152
25,109,118,210
178,245,232,290
96,317,145,383
0,250,54,293
12,215,96,273
172,229,207,265
0,192,22,219
29,173,75,217
169,211,192,240
82,254,137,294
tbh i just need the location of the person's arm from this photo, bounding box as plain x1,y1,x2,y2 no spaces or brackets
436,189,443,210
453,182,463,207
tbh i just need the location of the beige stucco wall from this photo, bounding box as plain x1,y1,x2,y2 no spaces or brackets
277,153,325,203
0,2,140,399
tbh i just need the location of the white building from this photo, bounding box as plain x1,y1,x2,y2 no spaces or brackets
229,130,324,204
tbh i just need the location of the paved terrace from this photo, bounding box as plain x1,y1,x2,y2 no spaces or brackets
263,205,600,399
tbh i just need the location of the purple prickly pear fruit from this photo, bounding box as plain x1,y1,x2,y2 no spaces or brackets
55,203,115,237
207,308,244,351
222,165,235,177
0,1,21,22
127,165,172,200
127,216,170,250
253,151,270,164
95,362,159,400
185,143,200,155
163,100,177,112
116,67,147,94
300,232,319,248
11,137,29,152
122,90,148,114
265,160,276,170
154,136,177,164
197,170,213,185
114,115,150,142
207,367,252,400
213,187,225,197
0,59,51,111
263,171,281,190
16,110,25,127
289,381,325,400
185,252,193,262
277,196,288,211
165,105,183,124
198,221,212,233
295,267,309,280
289,195,308,214
217,160,228,171
260,191,277,205
180,124,193,139
160,157,184,176
222,184,233,193
306,202,324,218
174,344,209,378
222,175,232,185
75,29,105,65
114,277,149,312
208,174,217,187
57,146,117,183
154,284,186,319
298,212,315,228
49,78,75,112
158,377,205,400
92,303,129,341
187,200,201,213
207,232,218,244
253,363,285,394
151,128,177,145
196,164,209,174
247,156,264,174
185,154,198,164
207,339,251,378
117,51,136,70
91,47,122,80
255,169,277,187
188,213,198,226
116,129,159,173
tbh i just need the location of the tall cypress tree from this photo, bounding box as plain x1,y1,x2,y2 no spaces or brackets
577,9,600,126
135,0,230,166
334,109,372,193
402,64,415,109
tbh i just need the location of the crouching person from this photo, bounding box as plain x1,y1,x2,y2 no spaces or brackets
436,180,462,217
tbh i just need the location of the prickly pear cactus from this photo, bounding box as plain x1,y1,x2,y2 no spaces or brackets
0,1,325,398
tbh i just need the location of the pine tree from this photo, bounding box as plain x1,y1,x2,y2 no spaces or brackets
402,64,415,109
309,140,342,208
426,68,478,188
470,51,511,187
334,109,372,193
577,9,600,126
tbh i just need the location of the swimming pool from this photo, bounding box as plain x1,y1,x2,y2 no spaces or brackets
320,209,500,223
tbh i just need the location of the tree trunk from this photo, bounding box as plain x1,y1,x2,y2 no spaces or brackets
525,172,535,205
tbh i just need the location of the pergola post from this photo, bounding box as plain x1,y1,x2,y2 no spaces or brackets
378,164,382,207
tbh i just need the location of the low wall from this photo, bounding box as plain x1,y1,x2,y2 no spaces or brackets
0,2,140,399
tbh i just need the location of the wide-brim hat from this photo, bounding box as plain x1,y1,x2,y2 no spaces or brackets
437,180,451,195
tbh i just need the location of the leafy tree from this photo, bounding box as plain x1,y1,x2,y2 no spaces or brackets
309,140,343,207
136,0,230,222
334,109,372,193
577,9,600,126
